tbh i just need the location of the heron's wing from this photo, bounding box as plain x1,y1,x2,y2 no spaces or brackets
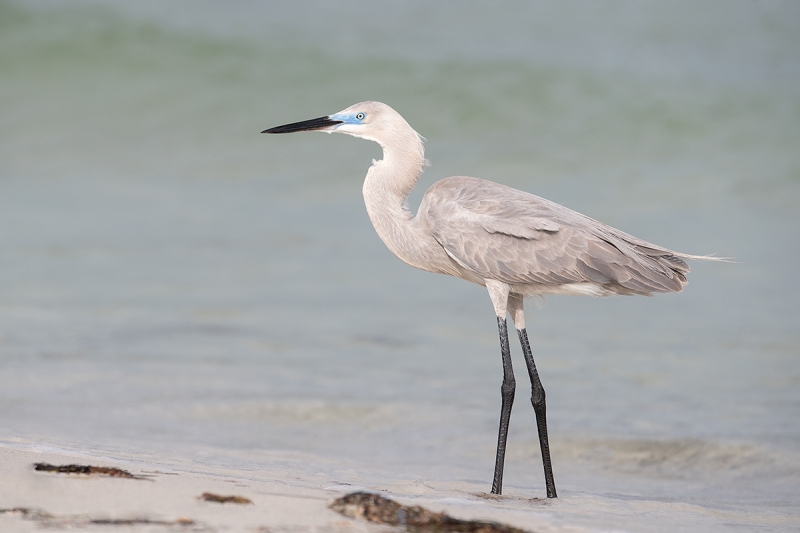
421,177,689,295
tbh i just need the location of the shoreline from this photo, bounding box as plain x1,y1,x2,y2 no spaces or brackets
3,439,797,532
0,441,562,532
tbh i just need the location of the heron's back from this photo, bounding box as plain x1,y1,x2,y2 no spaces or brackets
418,177,692,297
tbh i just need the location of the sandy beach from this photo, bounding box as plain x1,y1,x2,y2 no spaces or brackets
1,444,391,532
0,441,556,532
3,440,797,532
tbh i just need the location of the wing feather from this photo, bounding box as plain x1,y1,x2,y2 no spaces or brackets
420,176,692,295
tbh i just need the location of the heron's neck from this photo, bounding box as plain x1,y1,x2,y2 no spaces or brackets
362,131,428,266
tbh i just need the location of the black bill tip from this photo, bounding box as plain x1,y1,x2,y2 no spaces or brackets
262,116,343,134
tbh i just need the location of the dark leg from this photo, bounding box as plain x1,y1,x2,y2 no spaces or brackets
518,328,557,498
491,317,516,495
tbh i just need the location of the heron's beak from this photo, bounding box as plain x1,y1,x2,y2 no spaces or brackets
261,116,343,134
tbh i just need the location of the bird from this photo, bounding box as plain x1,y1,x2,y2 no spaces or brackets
263,101,721,498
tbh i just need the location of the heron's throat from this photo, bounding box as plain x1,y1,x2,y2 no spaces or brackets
363,128,426,211
361,136,428,267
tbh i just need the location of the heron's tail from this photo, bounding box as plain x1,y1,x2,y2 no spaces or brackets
674,253,735,263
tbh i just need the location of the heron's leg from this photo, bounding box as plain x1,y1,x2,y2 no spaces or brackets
518,328,557,498
486,280,515,495
491,316,515,495
508,294,557,498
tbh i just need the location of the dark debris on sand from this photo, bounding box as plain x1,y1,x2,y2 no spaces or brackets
33,462,144,479
330,492,530,533
199,492,253,504
0,508,196,528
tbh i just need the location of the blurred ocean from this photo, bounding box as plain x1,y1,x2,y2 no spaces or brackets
1,1,799,530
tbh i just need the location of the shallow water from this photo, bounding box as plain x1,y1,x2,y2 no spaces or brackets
1,1,799,530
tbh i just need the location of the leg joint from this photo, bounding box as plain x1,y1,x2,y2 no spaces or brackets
501,376,516,398
531,383,545,409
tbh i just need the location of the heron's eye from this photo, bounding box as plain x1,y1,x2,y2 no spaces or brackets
355,112,366,120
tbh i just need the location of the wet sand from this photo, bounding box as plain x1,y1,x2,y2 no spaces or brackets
0,443,556,532
3,442,797,532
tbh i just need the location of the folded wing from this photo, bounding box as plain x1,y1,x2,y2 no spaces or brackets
420,177,690,296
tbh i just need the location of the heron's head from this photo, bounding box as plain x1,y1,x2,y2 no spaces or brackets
262,101,415,146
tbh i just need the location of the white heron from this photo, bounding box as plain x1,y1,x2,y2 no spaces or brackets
263,101,721,498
